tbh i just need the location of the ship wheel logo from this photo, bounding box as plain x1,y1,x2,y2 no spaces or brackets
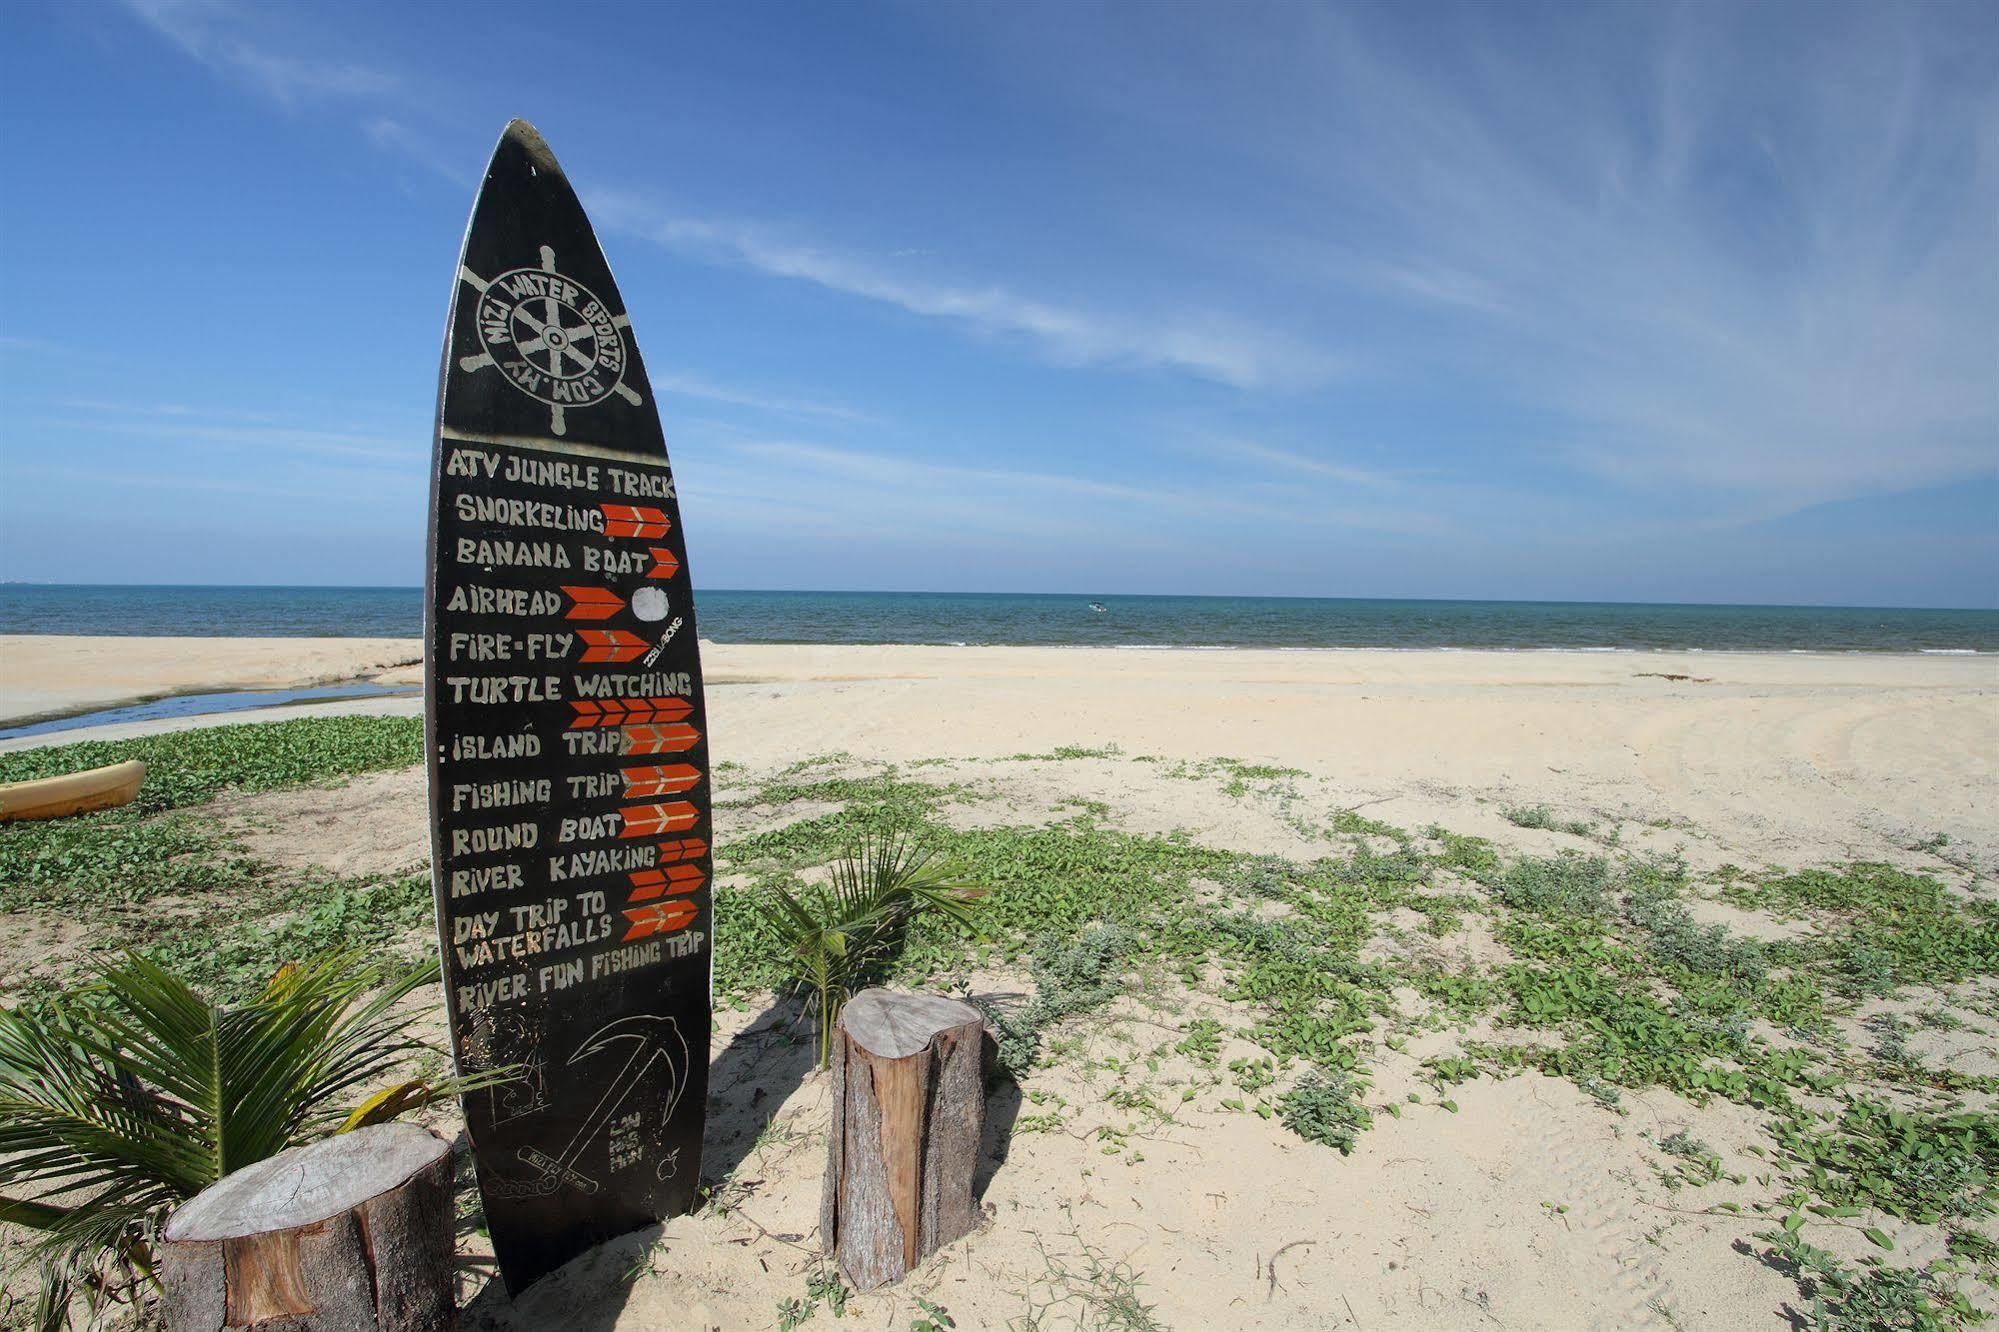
457,245,644,436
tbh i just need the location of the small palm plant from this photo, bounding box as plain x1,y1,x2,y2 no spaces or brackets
0,952,496,1331
760,832,985,1067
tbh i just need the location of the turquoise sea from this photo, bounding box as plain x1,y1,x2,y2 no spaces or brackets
1,585,1994,653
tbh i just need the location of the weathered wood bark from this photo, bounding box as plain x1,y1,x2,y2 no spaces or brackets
159,1123,455,1331
820,990,986,1290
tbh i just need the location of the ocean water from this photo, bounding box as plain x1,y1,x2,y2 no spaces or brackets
1,585,1994,653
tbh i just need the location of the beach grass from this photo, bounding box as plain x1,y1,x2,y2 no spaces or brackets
0,715,423,815
0,718,428,997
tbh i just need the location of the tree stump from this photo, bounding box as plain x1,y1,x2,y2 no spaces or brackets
820,990,986,1290
159,1122,455,1331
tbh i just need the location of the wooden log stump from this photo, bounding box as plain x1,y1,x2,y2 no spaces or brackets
821,989,986,1290
160,1122,455,1331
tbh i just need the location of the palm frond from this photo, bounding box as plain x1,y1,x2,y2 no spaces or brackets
0,949,492,1324
753,829,988,1066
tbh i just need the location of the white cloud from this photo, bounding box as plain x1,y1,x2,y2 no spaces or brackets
57,398,284,423
724,438,1182,506
686,435,1451,542
648,372,881,427
362,117,473,186
589,195,1344,391
116,0,1344,396
117,0,400,108
0,335,69,354
10,463,400,504
946,1,1998,514
1320,7,1999,511
35,412,422,468
1217,439,1400,489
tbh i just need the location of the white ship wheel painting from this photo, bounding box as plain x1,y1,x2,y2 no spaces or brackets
457,245,644,436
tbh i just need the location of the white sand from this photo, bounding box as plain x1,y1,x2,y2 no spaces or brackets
8,637,1995,870
11,638,1993,866
693,644,1999,869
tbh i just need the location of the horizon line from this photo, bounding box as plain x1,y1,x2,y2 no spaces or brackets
2,582,1995,615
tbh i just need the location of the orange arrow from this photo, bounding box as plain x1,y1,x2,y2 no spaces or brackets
579,630,647,663
623,763,701,797
654,836,708,863
568,697,693,729
627,862,705,902
601,504,671,539
619,801,699,837
622,722,700,753
561,586,625,620
621,899,699,942
646,547,680,580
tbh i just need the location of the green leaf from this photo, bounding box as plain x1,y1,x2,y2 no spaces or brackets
1862,1227,1894,1250
337,1080,432,1134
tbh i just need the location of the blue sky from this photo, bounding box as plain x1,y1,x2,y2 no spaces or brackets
1,0,1993,607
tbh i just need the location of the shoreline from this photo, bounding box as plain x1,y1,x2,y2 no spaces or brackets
0,636,421,728
5,634,1996,725
0,681,419,741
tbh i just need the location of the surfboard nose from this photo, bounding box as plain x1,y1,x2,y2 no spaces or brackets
496,118,559,174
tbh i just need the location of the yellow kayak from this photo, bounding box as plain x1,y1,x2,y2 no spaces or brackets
0,760,146,823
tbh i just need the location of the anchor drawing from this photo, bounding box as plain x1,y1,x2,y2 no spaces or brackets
515,1012,690,1196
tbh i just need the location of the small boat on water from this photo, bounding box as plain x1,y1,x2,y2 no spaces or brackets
1088,602,1108,613
0,760,146,823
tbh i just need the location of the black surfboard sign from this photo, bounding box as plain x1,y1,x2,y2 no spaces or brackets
424,119,712,1293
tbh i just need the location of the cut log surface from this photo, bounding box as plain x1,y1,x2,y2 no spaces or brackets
160,1122,454,1331
821,989,986,1291
841,991,987,1059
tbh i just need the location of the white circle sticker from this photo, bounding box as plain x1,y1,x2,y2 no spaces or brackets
630,587,670,622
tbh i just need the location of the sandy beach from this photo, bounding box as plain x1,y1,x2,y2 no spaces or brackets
3,637,1995,1329
0,635,422,726
5,635,1994,869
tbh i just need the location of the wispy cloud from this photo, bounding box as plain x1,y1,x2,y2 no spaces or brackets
724,438,1184,507
116,1,1340,396
57,398,285,423
953,1,1998,515
37,403,422,469
118,1,479,201
589,195,1344,391
9,462,403,504
117,0,399,108
0,334,71,354
1302,6,1998,513
1218,439,1400,488
649,372,881,427
363,117,474,186
687,435,1450,542
1316,15,1999,517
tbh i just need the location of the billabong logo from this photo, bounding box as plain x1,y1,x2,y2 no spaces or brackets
458,245,643,435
